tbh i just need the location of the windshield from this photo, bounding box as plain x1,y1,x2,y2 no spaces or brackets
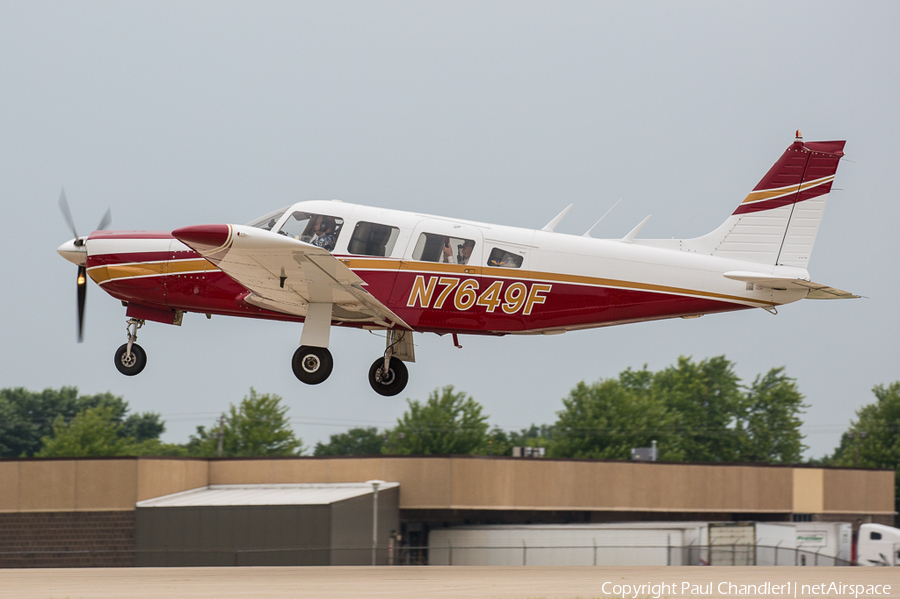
246,207,290,231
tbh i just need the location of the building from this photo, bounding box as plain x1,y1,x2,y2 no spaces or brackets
0,455,893,567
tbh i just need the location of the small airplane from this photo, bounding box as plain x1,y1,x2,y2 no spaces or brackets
57,132,856,396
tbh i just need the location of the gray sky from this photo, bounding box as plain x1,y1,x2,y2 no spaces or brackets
1,1,897,458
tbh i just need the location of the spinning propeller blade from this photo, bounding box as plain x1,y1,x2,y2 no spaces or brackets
77,265,87,343
58,189,111,343
59,189,79,240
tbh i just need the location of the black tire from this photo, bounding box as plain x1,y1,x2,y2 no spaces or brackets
292,346,333,384
368,356,409,397
114,343,147,376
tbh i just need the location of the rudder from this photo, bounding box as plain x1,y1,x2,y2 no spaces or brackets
689,132,845,266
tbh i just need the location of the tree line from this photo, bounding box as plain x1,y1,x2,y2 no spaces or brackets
1,356,898,480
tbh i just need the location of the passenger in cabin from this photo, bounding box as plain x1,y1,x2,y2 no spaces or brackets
310,216,337,251
457,239,475,265
441,237,455,263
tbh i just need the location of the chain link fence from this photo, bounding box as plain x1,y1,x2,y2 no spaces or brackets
0,543,852,568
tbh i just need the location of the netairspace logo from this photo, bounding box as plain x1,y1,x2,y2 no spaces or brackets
599,581,892,598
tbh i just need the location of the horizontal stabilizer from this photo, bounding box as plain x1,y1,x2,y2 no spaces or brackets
723,271,858,299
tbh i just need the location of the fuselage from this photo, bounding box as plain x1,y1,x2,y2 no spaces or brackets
74,200,807,335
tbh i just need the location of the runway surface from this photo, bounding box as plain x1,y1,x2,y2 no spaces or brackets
1,566,899,599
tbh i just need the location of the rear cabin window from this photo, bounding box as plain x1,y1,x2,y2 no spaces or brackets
277,212,344,252
871,532,883,540
488,248,524,268
348,222,400,257
413,233,476,265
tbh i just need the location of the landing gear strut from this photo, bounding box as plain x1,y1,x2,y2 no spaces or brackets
114,318,147,376
292,345,333,385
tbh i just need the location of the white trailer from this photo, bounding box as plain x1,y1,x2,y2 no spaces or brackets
428,521,852,567
428,523,704,566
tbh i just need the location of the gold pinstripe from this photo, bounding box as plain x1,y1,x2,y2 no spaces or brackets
90,256,774,307
740,176,834,205
346,259,775,307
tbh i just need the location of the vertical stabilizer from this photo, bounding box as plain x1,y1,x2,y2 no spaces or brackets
687,133,845,266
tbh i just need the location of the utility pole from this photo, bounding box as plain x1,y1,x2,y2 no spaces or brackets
367,480,384,566
217,414,226,457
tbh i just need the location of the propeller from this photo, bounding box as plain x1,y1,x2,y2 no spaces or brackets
58,189,111,342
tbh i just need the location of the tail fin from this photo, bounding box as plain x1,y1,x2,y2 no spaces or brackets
689,132,845,267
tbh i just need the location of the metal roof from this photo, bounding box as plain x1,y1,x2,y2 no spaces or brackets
136,483,399,508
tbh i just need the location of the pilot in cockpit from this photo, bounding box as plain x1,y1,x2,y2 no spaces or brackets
310,216,337,252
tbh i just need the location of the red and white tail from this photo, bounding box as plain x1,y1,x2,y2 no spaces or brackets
689,132,845,267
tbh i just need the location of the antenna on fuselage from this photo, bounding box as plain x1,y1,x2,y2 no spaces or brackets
621,215,652,243
541,204,574,232
583,198,622,238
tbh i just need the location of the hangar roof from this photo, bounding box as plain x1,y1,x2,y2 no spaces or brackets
136,483,399,508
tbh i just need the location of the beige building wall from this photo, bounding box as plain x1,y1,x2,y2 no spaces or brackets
0,458,208,512
792,468,825,513
0,456,893,516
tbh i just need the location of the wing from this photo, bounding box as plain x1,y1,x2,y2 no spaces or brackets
172,224,411,328
723,271,859,300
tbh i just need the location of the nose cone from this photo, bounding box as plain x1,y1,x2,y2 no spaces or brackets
57,238,87,266
172,224,232,256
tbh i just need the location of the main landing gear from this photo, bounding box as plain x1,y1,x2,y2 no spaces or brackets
368,355,408,397
289,326,414,396
114,318,147,376
291,346,333,385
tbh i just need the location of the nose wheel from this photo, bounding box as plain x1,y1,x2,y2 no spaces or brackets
292,345,333,385
115,343,147,376
114,318,147,376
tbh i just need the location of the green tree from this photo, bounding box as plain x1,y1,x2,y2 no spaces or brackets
36,405,136,457
384,386,489,455
483,424,556,457
121,412,166,443
736,368,807,462
0,387,163,457
831,383,900,472
189,389,302,457
552,376,683,460
314,427,385,456
652,356,743,462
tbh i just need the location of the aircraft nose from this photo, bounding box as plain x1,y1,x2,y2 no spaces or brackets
172,224,232,255
57,238,87,266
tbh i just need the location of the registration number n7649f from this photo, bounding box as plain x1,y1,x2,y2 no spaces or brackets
406,275,552,315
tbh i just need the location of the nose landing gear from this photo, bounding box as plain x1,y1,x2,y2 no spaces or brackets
114,318,147,376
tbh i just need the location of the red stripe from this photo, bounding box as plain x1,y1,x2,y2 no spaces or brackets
86,251,203,268
732,182,832,215
88,230,174,240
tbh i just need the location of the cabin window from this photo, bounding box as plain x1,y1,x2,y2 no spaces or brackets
487,248,524,268
871,531,883,540
348,221,400,257
277,212,344,252
412,233,476,265
247,207,290,231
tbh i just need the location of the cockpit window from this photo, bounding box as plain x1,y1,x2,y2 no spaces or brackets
278,212,344,252
246,207,290,231
487,248,524,268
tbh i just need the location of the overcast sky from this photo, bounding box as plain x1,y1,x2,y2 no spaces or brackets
1,1,897,458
